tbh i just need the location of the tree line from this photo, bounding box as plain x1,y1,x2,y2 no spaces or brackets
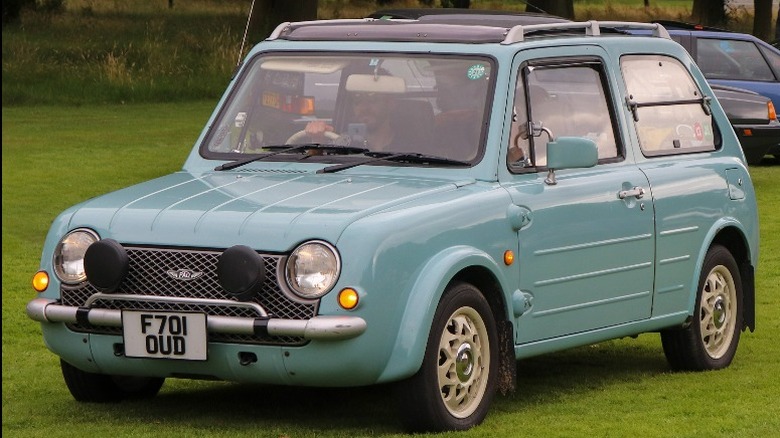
4,0,780,41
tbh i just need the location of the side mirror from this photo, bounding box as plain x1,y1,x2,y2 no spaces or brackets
545,137,599,185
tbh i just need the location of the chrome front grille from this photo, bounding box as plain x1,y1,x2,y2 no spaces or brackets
61,246,317,345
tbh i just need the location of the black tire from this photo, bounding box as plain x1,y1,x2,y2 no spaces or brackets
661,244,743,371
61,359,165,402
395,282,498,432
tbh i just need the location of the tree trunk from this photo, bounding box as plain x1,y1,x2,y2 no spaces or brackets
753,0,773,41
691,0,726,27
249,0,318,43
524,0,575,20
776,2,780,40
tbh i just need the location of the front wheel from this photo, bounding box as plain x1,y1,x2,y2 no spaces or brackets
395,282,498,432
61,360,165,402
661,244,743,371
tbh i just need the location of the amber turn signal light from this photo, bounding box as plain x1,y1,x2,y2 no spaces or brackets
32,271,49,292
338,288,359,310
503,250,515,266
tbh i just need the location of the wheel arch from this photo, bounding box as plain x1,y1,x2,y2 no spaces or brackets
376,246,515,388
451,266,516,394
710,225,756,332
688,222,756,332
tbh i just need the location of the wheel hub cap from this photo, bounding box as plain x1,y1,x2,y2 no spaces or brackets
712,296,726,329
455,343,474,382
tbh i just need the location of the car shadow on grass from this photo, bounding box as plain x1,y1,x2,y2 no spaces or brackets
125,381,404,433
504,337,671,407
58,337,673,434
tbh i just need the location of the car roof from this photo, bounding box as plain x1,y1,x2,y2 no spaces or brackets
650,20,732,32
638,20,767,44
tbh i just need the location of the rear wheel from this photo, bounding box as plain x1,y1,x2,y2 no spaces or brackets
661,245,743,371
395,282,498,432
61,360,165,402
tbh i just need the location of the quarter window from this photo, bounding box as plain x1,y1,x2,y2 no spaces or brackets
622,55,718,156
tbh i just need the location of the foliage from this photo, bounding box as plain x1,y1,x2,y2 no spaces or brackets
0,0,63,25
5,0,768,108
2,0,31,25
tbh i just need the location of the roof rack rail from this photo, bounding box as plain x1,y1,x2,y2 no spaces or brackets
502,20,670,44
268,18,380,40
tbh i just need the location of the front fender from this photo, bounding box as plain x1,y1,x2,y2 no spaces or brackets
377,245,506,383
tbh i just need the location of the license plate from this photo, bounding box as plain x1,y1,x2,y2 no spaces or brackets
262,91,280,109
123,311,207,361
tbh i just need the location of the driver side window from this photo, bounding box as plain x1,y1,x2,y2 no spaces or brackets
508,60,619,171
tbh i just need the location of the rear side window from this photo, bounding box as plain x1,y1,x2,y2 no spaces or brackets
621,55,718,156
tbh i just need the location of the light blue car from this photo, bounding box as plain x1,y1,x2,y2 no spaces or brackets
26,12,759,433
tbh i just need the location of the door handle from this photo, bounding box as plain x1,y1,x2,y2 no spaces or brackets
618,186,645,200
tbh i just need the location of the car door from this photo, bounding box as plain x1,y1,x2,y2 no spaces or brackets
502,49,656,344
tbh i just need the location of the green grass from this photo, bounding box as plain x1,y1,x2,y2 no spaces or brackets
3,104,779,437
3,2,779,436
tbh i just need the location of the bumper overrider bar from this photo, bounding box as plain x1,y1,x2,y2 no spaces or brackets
26,296,367,341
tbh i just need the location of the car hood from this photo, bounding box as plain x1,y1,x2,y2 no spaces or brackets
67,170,462,251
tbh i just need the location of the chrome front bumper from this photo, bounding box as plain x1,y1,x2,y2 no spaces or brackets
27,297,367,341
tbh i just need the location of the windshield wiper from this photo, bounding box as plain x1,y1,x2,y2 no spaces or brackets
317,151,471,174
214,144,369,171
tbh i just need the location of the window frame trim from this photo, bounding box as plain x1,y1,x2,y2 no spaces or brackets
507,56,624,174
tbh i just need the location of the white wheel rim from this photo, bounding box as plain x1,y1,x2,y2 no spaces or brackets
436,306,490,419
699,264,737,359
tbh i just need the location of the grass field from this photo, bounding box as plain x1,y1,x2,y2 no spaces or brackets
2,103,779,437
3,1,780,436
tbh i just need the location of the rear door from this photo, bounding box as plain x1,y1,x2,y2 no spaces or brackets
619,53,736,316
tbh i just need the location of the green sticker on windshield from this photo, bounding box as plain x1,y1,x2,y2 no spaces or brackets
466,64,486,80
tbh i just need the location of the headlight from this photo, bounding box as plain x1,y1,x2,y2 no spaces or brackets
285,241,340,299
53,228,99,284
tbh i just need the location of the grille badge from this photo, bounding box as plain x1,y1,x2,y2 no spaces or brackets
166,269,204,281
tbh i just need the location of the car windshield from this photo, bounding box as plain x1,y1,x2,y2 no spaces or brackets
202,53,494,164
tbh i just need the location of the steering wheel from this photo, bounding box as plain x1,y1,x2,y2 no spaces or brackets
286,129,343,145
